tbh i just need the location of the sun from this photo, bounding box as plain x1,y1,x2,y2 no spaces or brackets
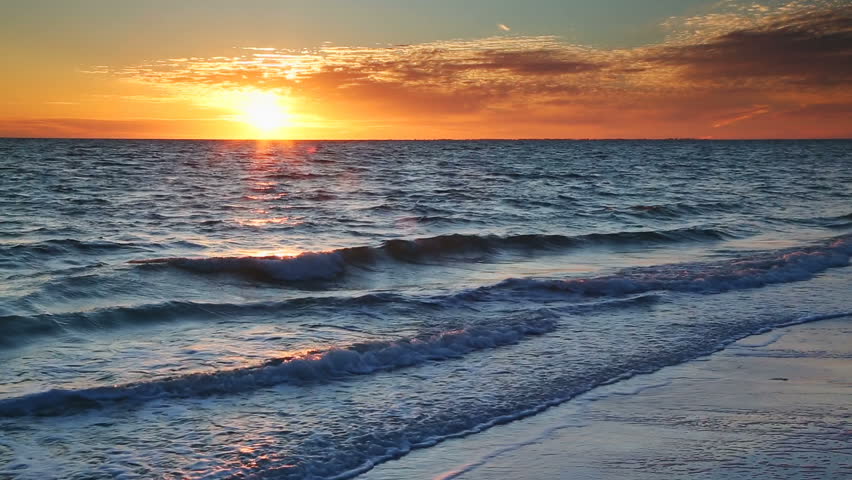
236,91,292,136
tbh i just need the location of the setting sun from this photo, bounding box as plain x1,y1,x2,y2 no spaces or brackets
235,91,291,136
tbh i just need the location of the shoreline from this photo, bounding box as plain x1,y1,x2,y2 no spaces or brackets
361,316,852,479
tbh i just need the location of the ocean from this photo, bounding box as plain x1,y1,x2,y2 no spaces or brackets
0,139,850,479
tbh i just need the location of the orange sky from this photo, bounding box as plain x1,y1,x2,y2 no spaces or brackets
1,1,850,139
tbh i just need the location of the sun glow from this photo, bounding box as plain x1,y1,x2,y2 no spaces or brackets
237,247,304,258
234,90,292,137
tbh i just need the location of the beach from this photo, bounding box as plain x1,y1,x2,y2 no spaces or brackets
362,316,852,479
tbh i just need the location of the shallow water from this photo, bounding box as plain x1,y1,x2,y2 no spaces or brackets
360,309,852,480
0,139,850,479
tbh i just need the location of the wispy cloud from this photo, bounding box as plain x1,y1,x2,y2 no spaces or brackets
76,1,852,138
713,105,771,128
498,23,511,32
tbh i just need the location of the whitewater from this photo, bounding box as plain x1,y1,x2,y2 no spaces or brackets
0,139,850,479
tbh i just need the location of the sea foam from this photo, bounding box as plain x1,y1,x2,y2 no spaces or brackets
0,312,557,417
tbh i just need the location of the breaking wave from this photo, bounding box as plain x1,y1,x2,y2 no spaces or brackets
468,234,852,299
6,234,850,346
0,312,557,417
130,227,734,281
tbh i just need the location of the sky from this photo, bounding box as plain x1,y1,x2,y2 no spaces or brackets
0,0,850,139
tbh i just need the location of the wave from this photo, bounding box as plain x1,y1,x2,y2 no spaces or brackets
466,233,852,299
265,171,326,180
772,211,852,230
0,293,409,347
0,312,557,417
623,201,741,219
131,250,349,281
823,212,852,230
381,227,731,259
131,227,734,281
395,215,478,226
0,239,148,258
0,292,661,348
317,309,852,480
0,238,204,260
827,222,852,230
9,234,850,346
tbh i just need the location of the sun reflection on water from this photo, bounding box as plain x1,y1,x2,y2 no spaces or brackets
235,217,304,228
232,247,305,258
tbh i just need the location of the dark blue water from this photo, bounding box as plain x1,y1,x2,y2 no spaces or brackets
0,139,850,479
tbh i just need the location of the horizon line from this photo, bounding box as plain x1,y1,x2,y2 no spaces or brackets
2,136,851,142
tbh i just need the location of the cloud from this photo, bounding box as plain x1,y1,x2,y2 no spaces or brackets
648,6,852,87
68,1,852,138
498,23,511,32
474,50,604,75
712,105,771,128
0,118,207,138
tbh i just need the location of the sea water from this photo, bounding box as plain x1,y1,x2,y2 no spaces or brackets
0,139,850,479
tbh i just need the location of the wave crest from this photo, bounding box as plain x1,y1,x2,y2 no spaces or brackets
130,227,733,281
131,251,347,281
0,312,557,417
470,234,852,299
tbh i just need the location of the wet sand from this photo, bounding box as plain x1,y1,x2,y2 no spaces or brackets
361,317,852,479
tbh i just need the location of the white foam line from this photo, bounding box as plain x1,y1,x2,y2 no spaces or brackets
0,314,559,418
428,313,852,480
331,310,852,480
734,330,788,348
